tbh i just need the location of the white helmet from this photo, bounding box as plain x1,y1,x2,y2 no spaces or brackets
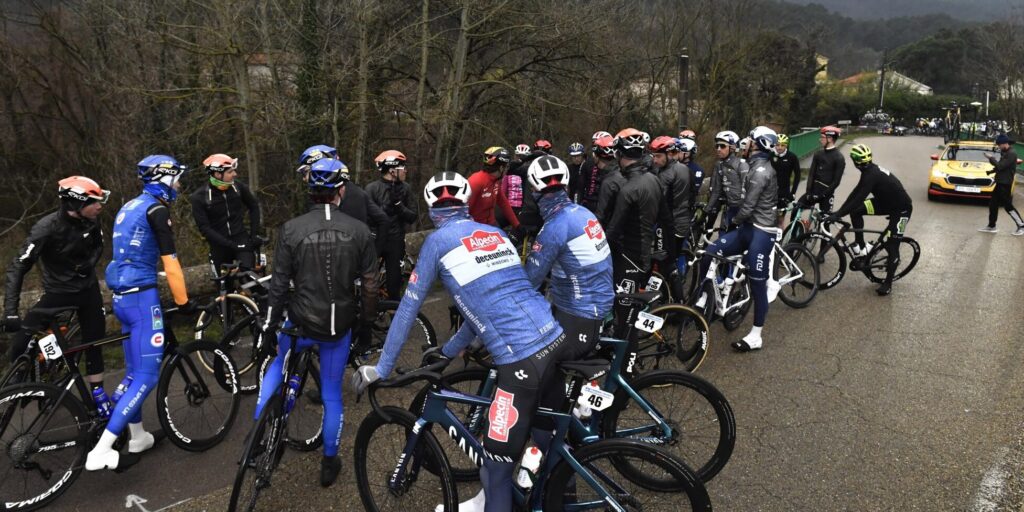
526,155,570,192
514,144,531,156
423,171,471,207
714,130,740,146
675,138,696,153
738,137,752,152
591,130,612,141
749,126,779,155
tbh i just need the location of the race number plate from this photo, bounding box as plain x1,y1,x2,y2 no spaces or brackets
578,385,614,411
646,275,663,291
634,311,665,333
955,186,981,193
38,334,62,361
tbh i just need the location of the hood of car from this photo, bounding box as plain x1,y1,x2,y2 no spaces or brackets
934,160,991,176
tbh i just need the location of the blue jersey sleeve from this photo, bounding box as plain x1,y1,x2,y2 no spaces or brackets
374,236,438,378
442,322,476,359
524,222,562,289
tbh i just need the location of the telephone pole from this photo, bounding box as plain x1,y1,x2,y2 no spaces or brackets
678,51,689,130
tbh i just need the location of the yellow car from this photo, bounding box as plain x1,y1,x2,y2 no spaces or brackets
928,141,1017,200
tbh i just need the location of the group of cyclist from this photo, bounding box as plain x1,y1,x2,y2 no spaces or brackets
1,118,918,509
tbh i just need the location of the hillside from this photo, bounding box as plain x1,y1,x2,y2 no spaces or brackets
782,0,1011,22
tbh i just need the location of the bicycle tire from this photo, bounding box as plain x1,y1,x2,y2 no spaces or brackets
285,354,324,452
689,279,717,322
600,369,736,483
156,341,240,452
354,405,458,512
781,217,806,246
722,280,751,331
229,392,287,512
865,237,920,284
0,382,90,512
195,294,261,394
795,232,846,291
643,304,710,373
543,438,712,511
776,243,820,308
0,355,34,390
352,300,437,370
408,367,491,482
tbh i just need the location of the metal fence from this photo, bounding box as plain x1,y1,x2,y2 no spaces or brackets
787,129,820,159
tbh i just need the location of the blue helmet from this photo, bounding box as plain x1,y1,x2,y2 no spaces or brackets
567,142,585,156
308,158,348,190
298,145,338,167
137,154,187,202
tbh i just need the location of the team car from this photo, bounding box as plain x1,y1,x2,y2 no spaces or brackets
928,140,1019,200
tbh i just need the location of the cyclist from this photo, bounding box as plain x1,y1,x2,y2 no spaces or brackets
605,128,661,335
980,134,1024,235
697,127,779,352
296,145,389,252
651,135,692,299
673,137,705,206
189,153,263,276
798,126,844,219
89,155,196,471
258,157,378,487
365,150,418,299
705,130,747,230
3,177,109,403
593,134,625,226
354,171,570,512
823,144,913,295
772,134,801,218
468,146,522,236
576,131,612,212
533,139,553,154
565,142,589,203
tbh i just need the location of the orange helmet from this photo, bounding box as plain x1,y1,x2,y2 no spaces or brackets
203,153,238,175
593,135,617,160
374,150,407,172
614,128,649,158
820,126,842,139
650,136,677,154
58,176,109,206
533,140,553,153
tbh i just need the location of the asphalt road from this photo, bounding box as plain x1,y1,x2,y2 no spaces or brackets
46,135,1024,511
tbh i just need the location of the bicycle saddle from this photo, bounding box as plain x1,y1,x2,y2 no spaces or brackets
31,305,79,320
614,291,661,306
558,358,611,381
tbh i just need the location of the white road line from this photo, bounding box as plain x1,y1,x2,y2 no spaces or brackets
972,446,1009,511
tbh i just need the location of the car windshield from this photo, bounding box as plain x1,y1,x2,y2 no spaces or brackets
942,147,991,163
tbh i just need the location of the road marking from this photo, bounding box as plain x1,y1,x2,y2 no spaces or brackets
154,498,193,511
972,446,1009,511
125,495,191,512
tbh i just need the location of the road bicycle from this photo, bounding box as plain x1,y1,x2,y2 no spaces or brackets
0,305,239,511
355,358,713,511
409,290,734,485
795,219,920,290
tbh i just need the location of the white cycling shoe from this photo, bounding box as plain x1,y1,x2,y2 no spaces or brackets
436,489,485,512
766,279,781,303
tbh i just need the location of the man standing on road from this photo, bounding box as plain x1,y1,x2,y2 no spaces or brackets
366,150,418,299
979,134,1024,235
190,154,263,276
799,126,845,220
705,130,747,231
772,134,801,222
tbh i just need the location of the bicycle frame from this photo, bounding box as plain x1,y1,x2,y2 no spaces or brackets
698,252,749,317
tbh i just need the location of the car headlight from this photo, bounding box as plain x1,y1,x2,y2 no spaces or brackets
931,169,948,179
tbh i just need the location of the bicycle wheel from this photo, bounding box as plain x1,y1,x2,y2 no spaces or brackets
354,405,458,512
156,341,240,452
354,300,437,370
781,217,806,245
0,356,35,390
0,383,90,511
776,243,820,308
408,367,491,482
543,438,711,511
285,353,324,452
865,237,920,284
601,370,736,483
229,393,287,512
642,304,710,373
195,294,261,394
795,232,846,290
721,280,751,331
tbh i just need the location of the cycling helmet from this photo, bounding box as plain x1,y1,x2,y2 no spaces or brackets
298,144,338,166
593,135,617,160
567,142,585,156
614,128,649,159
776,134,790,146
137,154,187,202
714,130,740,147
483,146,511,166
424,171,471,207
533,140,553,153
308,158,348,189
675,138,696,154
58,176,109,211
591,131,611,142
374,150,407,173
679,129,696,140
203,153,238,175
750,126,779,155
738,137,752,153
849,144,872,165
514,144,531,157
820,125,842,139
650,135,677,154
526,155,571,192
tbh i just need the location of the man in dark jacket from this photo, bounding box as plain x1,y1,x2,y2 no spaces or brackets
258,157,378,487
772,134,801,213
365,150,418,299
799,126,845,217
979,134,1024,235
190,153,262,275
651,135,692,299
592,135,625,227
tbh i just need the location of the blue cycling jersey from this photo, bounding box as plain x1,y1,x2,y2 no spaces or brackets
375,206,562,378
106,193,162,290
526,190,613,320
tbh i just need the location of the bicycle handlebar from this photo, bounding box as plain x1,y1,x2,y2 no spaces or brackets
366,359,452,421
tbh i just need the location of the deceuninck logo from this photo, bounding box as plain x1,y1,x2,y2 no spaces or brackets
461,230,504,252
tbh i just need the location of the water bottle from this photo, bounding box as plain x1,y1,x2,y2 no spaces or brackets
110,375,133,405
284,374,301,413
516,446,543,489
92,387,112,419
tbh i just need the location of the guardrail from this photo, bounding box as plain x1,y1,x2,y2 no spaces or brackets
1016,142,1024,174
787,129,820,159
